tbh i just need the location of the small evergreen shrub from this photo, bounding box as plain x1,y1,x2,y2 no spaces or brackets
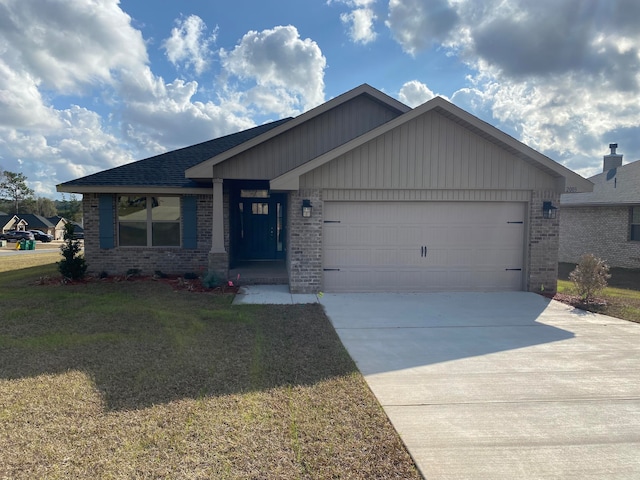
202,271,223,289
569,254,611,302
58,223,87,280
184,272,198,280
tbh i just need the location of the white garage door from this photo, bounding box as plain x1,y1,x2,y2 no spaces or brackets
323,201,525,292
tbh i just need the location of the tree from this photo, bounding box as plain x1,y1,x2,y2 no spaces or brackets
56,194,82,222
58,222,87,280
0,170,34,214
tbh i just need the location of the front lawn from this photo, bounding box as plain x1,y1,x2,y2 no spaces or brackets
557,263,640,323
0,262,420,479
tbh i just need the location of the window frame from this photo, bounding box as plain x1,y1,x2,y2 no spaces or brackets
117,195,182,247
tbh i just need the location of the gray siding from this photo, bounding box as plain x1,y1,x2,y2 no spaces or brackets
559,205,640,269
211,95,402,180
300,110,557,191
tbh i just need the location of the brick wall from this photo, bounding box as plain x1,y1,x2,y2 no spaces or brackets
527,190,561,294
559,205,640,269
82,193,227,276
287,189,323,293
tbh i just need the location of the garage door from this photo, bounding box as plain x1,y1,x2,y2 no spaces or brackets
323,202,525,292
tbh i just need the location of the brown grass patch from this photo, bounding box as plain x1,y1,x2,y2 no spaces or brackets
0,263,421,479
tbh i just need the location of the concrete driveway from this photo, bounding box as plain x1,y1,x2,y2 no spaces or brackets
320,292,640,479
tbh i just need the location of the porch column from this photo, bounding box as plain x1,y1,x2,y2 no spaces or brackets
210,178,226,253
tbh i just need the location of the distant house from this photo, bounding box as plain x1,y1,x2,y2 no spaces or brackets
16,214,56,238
0,214,27,233
47,215,69,240
560,144,640,269
57,84,591,294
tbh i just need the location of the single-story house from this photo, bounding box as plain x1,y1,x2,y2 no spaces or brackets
0,214,27,233
16,214,56,237
47,216,69,240
560,144,640,269
57,84,591,293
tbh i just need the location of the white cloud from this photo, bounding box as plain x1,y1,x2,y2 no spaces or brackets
0,2,330,197
0,0,148,94
386,0,459,55
163,15,217,75
398,80,437,107
385,0,640,175
331,0,378,44
220,25,326,115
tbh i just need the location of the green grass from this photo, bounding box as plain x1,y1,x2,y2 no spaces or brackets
558,263,640,323
0,259,420,479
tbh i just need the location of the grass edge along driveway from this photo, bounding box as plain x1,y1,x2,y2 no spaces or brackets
0,261,420,479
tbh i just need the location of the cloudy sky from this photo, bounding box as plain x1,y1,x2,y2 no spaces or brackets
1,0,638,198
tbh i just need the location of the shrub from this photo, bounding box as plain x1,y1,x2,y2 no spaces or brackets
202,271,223,289
58,223,87,280
569,254,611,302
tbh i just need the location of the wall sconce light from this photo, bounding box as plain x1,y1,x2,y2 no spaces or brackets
301,199,313,218
542,201,557,219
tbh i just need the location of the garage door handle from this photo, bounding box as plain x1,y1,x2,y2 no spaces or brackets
421,246,428,257
505,268,522,271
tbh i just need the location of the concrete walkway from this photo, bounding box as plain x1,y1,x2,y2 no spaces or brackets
320,292,640,479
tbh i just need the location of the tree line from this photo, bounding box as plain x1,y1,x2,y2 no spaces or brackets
0,170,82,222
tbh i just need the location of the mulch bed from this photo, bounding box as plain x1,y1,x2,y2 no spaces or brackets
35,273,240,294
542,292,607,313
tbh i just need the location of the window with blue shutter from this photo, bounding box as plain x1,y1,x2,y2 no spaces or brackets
182,196,197,249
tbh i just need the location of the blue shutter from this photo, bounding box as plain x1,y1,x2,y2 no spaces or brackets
182,196,197,249
98,195,115,249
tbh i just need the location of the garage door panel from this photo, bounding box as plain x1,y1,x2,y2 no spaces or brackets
323,201,525,292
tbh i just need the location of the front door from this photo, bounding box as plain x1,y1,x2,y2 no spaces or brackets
236,192,286,261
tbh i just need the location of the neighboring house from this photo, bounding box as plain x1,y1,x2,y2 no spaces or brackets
57,84,591,294
0,214,27,233
17,214,56,238
560,144,640,269
47,215,69,240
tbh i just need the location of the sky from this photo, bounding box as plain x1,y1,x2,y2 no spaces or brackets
1,0,639,199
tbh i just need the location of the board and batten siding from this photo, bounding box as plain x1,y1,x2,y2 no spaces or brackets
211,95,403,180
299,110,557,191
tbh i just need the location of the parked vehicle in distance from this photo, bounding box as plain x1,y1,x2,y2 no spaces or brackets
29,230,54,242
0,230,35,242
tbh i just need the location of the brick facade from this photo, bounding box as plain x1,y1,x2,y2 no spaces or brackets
82,193,228,277
287,189,323,293
527,190,561,294
559,205,640,269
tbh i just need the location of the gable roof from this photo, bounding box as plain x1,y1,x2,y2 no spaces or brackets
0,215,26,231
185,84,410,179
20,214,55,229
57,119,292,194
561,158,640,206
271,96,593,192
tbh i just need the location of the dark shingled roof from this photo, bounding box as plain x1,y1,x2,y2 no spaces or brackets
59,118,292,189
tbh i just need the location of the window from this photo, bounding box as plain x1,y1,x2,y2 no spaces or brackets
118,196,181,247
631,207,640,241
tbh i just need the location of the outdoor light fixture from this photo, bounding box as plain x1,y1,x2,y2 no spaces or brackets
301,199,313,218
542,201,557,219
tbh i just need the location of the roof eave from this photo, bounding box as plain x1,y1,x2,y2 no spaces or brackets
56,185,212,195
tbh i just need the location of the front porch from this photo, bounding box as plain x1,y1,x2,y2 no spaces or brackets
229,260,288,285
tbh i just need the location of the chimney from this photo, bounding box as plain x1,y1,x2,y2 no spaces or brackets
603,143,623,172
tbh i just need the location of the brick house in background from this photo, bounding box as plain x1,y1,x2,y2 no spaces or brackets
560,144,640,269
57,84,591,294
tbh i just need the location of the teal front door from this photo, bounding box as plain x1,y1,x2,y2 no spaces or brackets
237,194,286,260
